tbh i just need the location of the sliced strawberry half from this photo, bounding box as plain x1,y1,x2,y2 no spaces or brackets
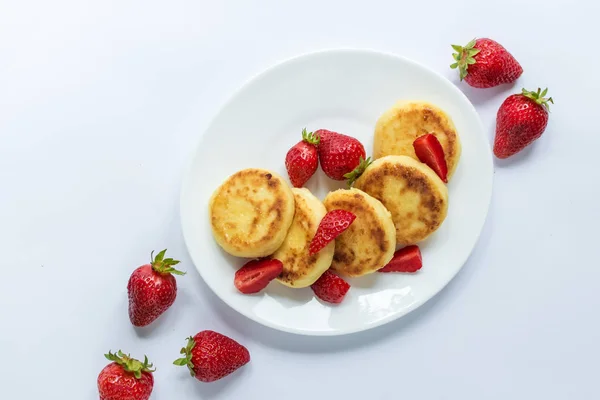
310,270,350,304
378,245,422,273
309,210,356,255
234,259,283,294
413,134,448,183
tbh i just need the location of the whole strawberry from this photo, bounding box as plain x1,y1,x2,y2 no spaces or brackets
451,38,523,88
285,128,320,187
316,129,367,180
494,88,553,159
98,350,155,400
174,330,250,382
127,249,185,327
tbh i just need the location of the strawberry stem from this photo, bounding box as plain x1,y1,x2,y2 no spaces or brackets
301,128,320,145
150,249,186,276
173,336,196,377
343,156,373,187
105,350,155,379
521,87,554,111
450,38,480,80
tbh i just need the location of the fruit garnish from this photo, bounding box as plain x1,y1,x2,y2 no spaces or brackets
234,258,283,294
98,351,154,400
378,245,422,273
173,330,250,382
285,128,320,187
451,38,523,88
310,270,351,304
413,134,448,183
309,210,356,255
316,129,367,180
127,249,184,327
493,88,553,159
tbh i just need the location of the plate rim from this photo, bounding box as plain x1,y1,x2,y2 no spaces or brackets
180,48,493,336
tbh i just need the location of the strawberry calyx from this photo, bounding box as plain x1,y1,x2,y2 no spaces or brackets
521,88,554,111
150,249,185,276
450,38,480,80
105,350,155,379
301,127,320,146
173,336,196,376
343,156,372,187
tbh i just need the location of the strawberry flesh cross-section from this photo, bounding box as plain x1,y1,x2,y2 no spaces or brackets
234,259,283,294
413,133,448,183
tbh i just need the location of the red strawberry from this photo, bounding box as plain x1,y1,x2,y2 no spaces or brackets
311,270,350,304
309,210,356,255
315,129,367,180
451,38,523,88
127,249,185,327
174,330,250,383
285,128,320,187
494,88,553,159
98,350,155,400
234,258,283,294
413,134,448,183
378,245,422,273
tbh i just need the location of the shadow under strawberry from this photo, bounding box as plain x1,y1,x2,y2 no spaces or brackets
453,79,518,106
493,142,537,168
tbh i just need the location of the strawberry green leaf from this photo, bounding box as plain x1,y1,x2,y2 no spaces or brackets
344,156,372,187
165,267,186,276
153,249,166,263
150,249,186,275
450,38,479,81
104,350,155,378
173,337,197,377
521,87,554,111
301,128,320,145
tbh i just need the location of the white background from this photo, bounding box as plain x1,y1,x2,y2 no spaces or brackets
1,1,598,399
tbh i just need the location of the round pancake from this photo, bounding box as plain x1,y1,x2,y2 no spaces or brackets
209,168,295,258
323,188,396,277
273,188,334,288
373,100,461,179
354,155,448,246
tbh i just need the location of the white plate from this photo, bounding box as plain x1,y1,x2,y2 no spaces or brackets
181,49,493,336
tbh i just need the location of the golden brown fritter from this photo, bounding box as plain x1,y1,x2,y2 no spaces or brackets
209,169,295,258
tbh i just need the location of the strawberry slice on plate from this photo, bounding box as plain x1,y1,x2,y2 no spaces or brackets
378,245,422,273
310,270,350,304
309,210,356,255
413,134,448,183
234,259,283,294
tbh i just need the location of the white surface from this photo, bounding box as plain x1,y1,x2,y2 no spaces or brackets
181,49,493,335
1,0,598,398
